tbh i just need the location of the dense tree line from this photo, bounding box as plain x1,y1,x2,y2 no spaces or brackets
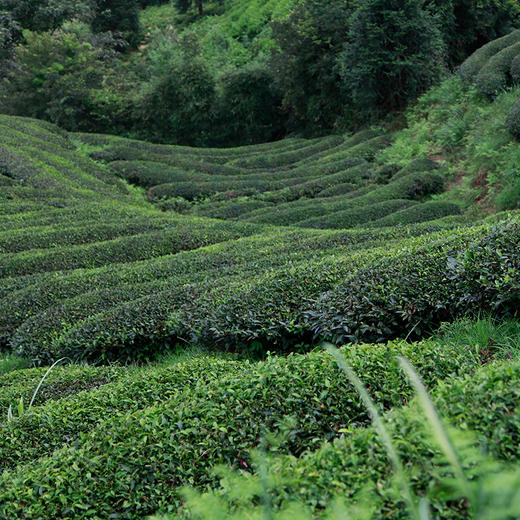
0,0,519,145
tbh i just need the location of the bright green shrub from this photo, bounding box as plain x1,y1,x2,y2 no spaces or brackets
0,341,484,517
0,357,241,471
0,364,125,417
192,360,520,519
475,41,520,96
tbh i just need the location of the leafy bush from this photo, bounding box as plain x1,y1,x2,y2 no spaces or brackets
506,96,520,138
296,199,418,230
367,201,462,228
0,27,105,131
177,359,520,520
0,340,485,517
307,220,520,345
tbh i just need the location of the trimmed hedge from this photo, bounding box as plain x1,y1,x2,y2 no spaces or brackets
307,219,520,345
193,199,274,220
391,157,440,180
2,227,384,351
366,201,462,228
318,135,391,164
459,29,520,82
0,219,261,278
227,136,344,169
0,217,180,254
165,221,520,352
295,199,418,229
475,41,520,96
0,340,485,518
0,364,125,419
511,54,520,83
241,171,444,226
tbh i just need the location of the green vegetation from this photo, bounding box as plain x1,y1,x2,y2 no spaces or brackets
1,9,520,520
1,0,519,143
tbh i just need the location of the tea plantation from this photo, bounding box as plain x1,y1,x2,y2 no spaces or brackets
1,34,520,519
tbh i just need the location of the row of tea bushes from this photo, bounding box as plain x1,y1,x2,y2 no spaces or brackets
0,339,491,518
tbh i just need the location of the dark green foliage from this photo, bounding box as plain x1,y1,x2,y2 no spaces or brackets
0,10,22,59
269,0,354,133
133,39,216,146
296,199,418,230
91,0,140,46
506,96,520,138
213,66,285,146
174,0,216,17
511,54,520,83
430,0,520,68
307,220,520,345
475,41,520,96
0,28,105,131
459,29,520,82
0,0,94,32
339,0,445,118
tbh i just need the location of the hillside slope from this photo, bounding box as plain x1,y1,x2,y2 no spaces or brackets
3,108,518,366
0,34,520,519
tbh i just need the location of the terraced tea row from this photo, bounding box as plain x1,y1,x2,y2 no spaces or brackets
0,337,518,519
79,129,463,230
1,114,519,365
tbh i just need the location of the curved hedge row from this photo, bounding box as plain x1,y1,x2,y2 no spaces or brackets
227,135,345,169
0,217,181,254
367,200,462,228
459,29,520,82
296,199,417,229
240,172,444,226
0,219,261,278
307,219,520,344
475,41,520,96
0,364,126,419
165,220,520,352
506,96,520,138
0,340,486,518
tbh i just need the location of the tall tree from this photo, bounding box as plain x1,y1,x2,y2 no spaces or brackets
269,0,355,134
175,0,204,17
91,0,140,46
339,0,445,119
